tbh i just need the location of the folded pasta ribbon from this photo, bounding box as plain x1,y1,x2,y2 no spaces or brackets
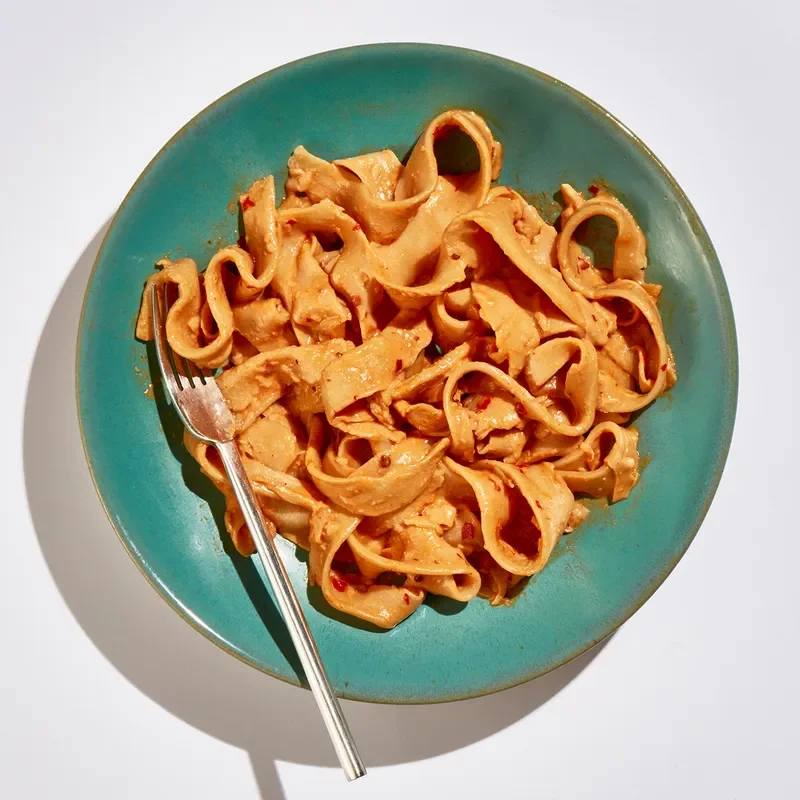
305,417,450,517
288,109,501,246
553,421,640,502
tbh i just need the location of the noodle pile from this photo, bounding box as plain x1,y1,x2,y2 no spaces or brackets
136,110,676,628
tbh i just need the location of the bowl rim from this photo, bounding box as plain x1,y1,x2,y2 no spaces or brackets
75,42,739,704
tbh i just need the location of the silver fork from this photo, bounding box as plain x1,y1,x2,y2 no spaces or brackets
151,283,366,782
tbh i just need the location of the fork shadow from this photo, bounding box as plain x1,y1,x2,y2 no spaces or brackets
23,222,609,799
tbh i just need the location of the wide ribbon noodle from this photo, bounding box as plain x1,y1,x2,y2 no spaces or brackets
136,111,677,628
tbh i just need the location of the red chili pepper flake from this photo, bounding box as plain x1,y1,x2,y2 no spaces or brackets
517,462,531,469
579,258,591,270
395,359,403,371
450,252,460,260
661,363,667,372
477,395,492,411
589,184,600,195
352,222,361,231
403,593,410,605
331,575,348,592
352,295,362,307
241,196,255,211
379,454,392,468
462,522,475,540
592,314,597,321
515,402,526,416
535,499,543,510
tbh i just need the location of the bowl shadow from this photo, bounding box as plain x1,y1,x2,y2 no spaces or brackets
23,222,610,798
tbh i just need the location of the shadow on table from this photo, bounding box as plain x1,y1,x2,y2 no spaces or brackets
23,223,609,799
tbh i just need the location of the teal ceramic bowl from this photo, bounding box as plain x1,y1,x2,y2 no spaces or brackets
77,44,737,703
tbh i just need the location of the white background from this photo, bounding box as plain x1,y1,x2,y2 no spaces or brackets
2,1,798,797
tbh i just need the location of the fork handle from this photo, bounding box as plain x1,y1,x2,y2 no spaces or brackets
216,440,366,782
